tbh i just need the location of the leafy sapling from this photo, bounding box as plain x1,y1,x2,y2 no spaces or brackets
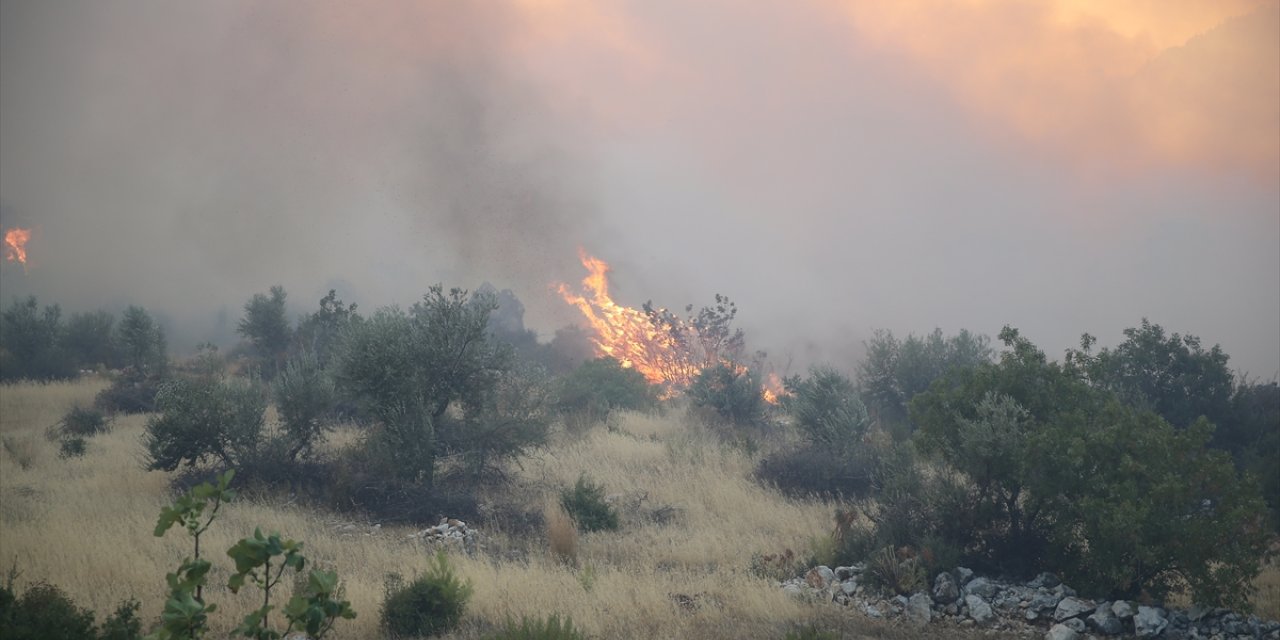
148,469,237,640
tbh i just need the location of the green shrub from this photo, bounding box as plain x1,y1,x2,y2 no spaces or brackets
273,351,336,461
907,326,1270,608
143,377,266,471
58,436,88,459
0,581,98,640
560,474,619,533
94,371,164,415
555,357,657,429
381,550,472,638
753,444,878,499
60,406,111,437
97,599,142,640
485,614,585,640
783,367,869,450
687,362,765,427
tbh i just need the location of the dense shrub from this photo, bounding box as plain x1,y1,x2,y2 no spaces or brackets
560,474,619,533
381,551,472,638
485,614,585,640
144,376,266,471
96,599,142,640
0,581,98,640
438,362,553,483
94,370,164,414
555,357,657,428
904,327,1270,608
753,445,877,499
783,367,869,450
858,328,993,437
60,406,110,437
687,362,765,427
58,436,88,459
0,296,76,382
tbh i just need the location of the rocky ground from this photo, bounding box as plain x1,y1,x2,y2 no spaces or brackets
780,564,1280,639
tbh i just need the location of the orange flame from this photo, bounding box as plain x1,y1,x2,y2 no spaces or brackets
557,250,699,390
4,228,31,270
762,373,785,405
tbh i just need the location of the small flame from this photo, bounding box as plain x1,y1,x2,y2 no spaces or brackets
762,373,785,405
4,228,31,270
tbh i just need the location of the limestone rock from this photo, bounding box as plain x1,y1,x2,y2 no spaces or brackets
965,594,995,624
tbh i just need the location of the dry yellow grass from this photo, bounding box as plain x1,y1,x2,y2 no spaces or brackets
0,382,1273,639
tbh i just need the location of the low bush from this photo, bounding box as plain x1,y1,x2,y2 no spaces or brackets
560,474,619,533
381,550,473,638
57,436,87,459
863,545,926,596
555,357,658,431
59,406,111,437
485,614,585,640
94,370,164,414
687,362,765,428
0,579,139,640
753,445,877,500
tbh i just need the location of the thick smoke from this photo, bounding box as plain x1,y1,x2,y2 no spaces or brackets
2,1,1277,377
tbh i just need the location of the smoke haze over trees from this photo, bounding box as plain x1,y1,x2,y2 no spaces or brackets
1,1,1276,378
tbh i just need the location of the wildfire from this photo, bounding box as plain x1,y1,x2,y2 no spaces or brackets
4,228,31,270
557,250,698,388
557,249,787,405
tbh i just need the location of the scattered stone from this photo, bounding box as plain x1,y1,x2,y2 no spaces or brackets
933,572,960,603
1062,617,1086,633
1045,623,1080,640
1054,597,1095,621
956,567,975,585
906,593,933,625
1029,572,1061,589
966,594,995,625
834,566,857,581
1134,606,1169,638
840,580,857,596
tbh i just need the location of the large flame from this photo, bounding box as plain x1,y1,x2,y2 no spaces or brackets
4,228,31,270
557,249,787,404
557,250,699,389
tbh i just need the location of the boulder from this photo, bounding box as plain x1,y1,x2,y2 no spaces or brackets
1045,623,1080,640
1028,572,1061,589
932,572,960,603
955,567,975,585
906,593,933,625
1134,606,1168,638
965,576,999,599
1086,606,1124,636
1111,600,1135,620
1054,596,1095,621
805,566,835,589
965,594,995,624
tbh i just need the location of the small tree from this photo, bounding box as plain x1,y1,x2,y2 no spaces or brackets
144,378,266,472
238,286,292,378
293,290,358,368
273,352,336,461
0,296,75,381
335,286,512,486
64,310,119,370
117,305,167,375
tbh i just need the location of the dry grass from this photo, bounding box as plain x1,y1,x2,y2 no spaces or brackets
0,383,1273,639
544,501,579,566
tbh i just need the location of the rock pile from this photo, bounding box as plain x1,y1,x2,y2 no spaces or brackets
407,517,479,554
778,565,1279,639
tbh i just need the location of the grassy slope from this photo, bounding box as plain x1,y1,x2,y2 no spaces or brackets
0,379,1274,638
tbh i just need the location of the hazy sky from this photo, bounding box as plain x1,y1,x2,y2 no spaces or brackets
2,0,1277,378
